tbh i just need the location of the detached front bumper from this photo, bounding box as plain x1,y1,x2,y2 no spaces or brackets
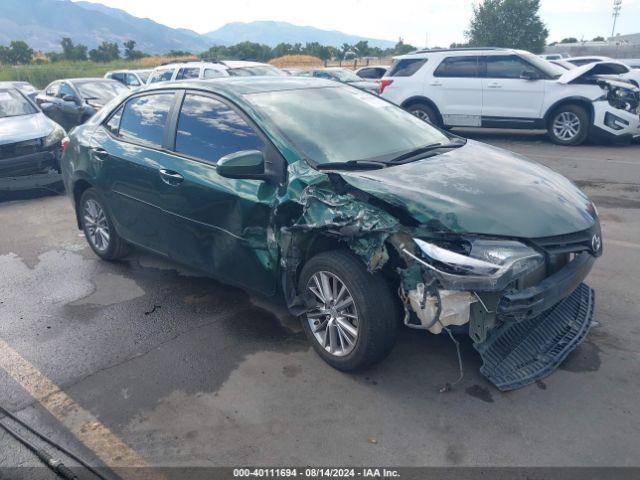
590,101,640,141
0,151,62,192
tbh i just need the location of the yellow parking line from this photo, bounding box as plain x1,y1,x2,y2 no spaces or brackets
0,339,157,479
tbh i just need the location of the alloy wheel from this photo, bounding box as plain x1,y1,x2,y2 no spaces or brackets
305,271,359,357
83,198,110,252
552,111,581,141
412,109,432,122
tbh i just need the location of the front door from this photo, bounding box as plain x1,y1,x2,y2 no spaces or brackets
481,55,546,123
154,92,280,295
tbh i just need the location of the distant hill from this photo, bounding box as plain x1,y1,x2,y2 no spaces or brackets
205,21,396,49
0,1,396,54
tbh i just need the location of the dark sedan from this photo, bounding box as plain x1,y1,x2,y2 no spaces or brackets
36,78,127,131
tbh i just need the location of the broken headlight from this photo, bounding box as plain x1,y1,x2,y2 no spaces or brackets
412,238,544,291
606,85,639,113
43,124,66,148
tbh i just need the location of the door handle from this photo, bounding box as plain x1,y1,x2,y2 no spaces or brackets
90,147,109,161
487,82,502,88
429,81,443,87
159,169,184,185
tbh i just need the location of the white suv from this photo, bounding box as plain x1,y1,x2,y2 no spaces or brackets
146,61,286,85
380,48,640,145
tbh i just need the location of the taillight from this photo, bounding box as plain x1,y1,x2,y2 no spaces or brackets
61,136,70,154
379,79,394,94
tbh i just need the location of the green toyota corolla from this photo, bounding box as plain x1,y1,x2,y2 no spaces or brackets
61,77,602,390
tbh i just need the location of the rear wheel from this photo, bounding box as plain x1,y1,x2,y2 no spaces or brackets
299,250,398,371
79,188,130,260
548,104,589,146
407,102,441,127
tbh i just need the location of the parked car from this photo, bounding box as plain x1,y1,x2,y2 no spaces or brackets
146,61,285,84
0,81,39,102
539,53,565,61
0,87,65,191
61,77,602,390
564,56,640,86
302,67,379,93
104,69,153,88
355,65,390,80
36,78,128,131
380,48,640,145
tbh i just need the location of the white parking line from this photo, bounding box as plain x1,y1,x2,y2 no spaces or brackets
0,339,158,479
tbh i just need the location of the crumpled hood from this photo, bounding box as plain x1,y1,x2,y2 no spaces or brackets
339,140,596,238
0,113,55,146
558,61,633,84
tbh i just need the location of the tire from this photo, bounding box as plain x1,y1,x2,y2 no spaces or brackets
79,188,130,260
548,104,589,146
407,102,441,127
298,250,398,371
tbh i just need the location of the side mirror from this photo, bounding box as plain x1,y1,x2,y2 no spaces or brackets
63,94,81,104
520,70,540,80
216,150,267,181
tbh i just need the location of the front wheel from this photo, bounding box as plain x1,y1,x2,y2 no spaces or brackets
298,250,398,371
79,188,130,260
548,105,589,146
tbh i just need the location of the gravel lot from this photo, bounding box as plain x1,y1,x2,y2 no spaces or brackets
1,130,639,477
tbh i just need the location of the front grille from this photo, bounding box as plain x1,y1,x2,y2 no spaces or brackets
0,137,44,160
530,223,602,257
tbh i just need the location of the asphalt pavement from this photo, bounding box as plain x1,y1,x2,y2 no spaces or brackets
0,130,639,478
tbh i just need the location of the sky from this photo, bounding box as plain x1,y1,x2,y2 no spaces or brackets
74,0,640,47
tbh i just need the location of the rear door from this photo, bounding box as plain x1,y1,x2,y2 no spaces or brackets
480,55,546,123
92,91,178,254
153,91,281,295
431,55,482,126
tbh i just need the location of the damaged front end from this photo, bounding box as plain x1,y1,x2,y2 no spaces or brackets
391,225,602,391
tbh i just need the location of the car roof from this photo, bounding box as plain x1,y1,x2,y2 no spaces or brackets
221,60,272,68
52,77,119,84
152,61,227,71
566,56,610,60
395,47,527,59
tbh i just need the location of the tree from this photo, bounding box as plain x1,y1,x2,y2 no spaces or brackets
60,37,87,61
0,41,34,64
559,37,578,44
465,0,548,53
124,40,144,60
354,40,370,57
89,41,120,62
394,38,417,55
592,36,605,42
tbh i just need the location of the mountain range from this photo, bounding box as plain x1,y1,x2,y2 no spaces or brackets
0,0,396,53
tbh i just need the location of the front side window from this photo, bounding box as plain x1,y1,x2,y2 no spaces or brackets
174,94,264,164
148,69,174,83
176,67,201,80
203,68,226,79
245,85,449,165
434,56,479,78
0,89,38,118
386,58,427,77
118,93,175,148
485,55,539,79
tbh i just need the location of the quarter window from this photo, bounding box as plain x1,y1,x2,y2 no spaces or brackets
118,93,175,148
485,55,539,79
433,56,479,78
45,83,59,97
174,94,264,164
104,105,123,135
386,59,427,77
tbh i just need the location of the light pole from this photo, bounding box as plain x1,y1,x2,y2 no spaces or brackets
611,0,622,39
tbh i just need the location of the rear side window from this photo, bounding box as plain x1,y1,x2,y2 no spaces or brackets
433,56,480,78
386,59,427,77
176,67,201,80
174,94,264,165
204,68,225,79
148,69,174,84
118,93,175,148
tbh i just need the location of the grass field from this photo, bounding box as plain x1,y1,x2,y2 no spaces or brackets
0,56,197,88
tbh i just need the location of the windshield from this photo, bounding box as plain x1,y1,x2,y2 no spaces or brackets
76,81,128,103
327,69,362,82
245,86,450,165
137,70,152,83
521,53,566,79
0,89,38,118
229,66,287,77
